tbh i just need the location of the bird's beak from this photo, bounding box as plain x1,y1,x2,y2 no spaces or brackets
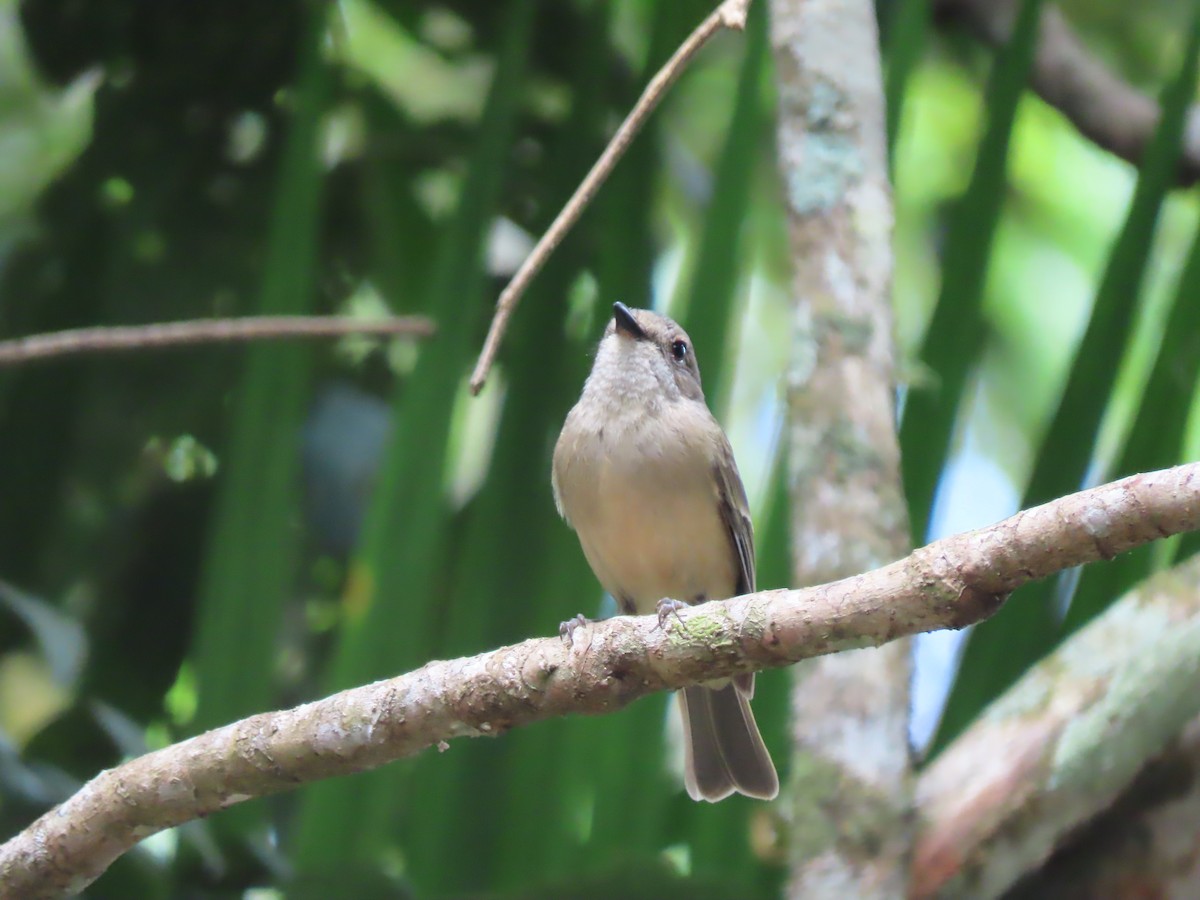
612,302,647,340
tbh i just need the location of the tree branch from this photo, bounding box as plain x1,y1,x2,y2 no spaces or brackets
2,463,1199,898
912,552,1200,898
936,0,1200,184
0,315,436,366
1017,712,1200,894
467,0,752,395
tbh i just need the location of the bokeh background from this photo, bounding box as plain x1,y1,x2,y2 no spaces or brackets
1,0,1199,896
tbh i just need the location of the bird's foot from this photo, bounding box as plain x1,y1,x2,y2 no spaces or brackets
559,614,591,647
655,598,689,630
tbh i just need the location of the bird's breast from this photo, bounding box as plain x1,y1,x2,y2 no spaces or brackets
556,410,735,614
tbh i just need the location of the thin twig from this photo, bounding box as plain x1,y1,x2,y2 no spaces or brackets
1,462,1198,898
467,0,753,395
0,315,436,366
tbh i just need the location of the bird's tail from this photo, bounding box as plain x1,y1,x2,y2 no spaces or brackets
679,681,779,802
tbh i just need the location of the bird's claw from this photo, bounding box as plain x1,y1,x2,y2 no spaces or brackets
655,598,688,630
559,614,591,647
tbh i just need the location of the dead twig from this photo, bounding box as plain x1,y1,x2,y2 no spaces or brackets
0,315,436,366
467,0,753,395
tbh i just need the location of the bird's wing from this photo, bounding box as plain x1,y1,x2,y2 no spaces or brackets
713,437,758,699
713,437,755,597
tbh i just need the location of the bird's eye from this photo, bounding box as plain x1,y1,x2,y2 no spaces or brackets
671,339,689,362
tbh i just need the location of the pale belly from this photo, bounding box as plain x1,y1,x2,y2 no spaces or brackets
562,441,736,614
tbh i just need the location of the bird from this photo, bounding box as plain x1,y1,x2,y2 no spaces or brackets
551,301,778,802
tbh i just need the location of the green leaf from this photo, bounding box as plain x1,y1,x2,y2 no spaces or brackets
899,0,1044,543
1064,208,1200,634
883,0,931,161
398,7,610,893
0,0,96,230
188,0,330,760
675,0,767,416
932,0,1200,752
289,0,536,873
672,6,779,887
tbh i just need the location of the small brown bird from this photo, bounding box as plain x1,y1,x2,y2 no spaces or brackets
552,302,778,802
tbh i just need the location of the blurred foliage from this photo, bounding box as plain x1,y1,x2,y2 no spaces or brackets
0,0,1199,896
931,0,1200,749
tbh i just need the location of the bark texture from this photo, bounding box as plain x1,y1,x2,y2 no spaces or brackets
1017,714,1200,897
912,554,1200,899
770,0,913,894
